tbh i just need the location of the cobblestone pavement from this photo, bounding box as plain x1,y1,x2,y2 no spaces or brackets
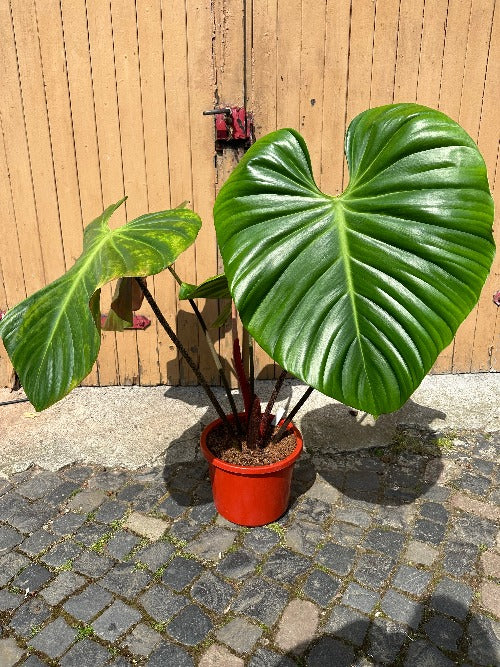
0,426,499,666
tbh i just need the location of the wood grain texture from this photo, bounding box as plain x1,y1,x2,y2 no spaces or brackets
1,0,498,387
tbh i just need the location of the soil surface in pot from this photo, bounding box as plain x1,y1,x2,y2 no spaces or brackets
207,422,297,466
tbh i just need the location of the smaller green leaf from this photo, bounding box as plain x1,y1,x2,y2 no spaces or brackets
103,278,145,331
179,274,230,300
211,301,232,328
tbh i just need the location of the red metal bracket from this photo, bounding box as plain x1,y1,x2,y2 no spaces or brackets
204,107,254,152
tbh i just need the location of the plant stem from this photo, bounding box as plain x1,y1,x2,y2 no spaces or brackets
272,385,314,442
248,334,255,401
135,278,234,433
168,267,242,432
258,369,288,447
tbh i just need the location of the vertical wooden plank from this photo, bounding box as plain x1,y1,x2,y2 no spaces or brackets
111,0,160,386
466,0,499,372
276,0,301,130
0,262,13,387
415,0,449,108
345,0,375,125
249,0,277,379
370,0,400,108
299,0,327,180
438,0,472,117
9,0,67,283
162,0,198,385
86,0,131,385
393,0,425,103
321,0,351,196
35,0,99,386
136,0,174,386
451,0,495,373
185,0,220,385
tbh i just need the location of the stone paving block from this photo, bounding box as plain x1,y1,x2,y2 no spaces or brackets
443,541,478,576
467,614,500,665
87,469,129,491
216,617,263,653
62,464,94,483
285,520,326,556
117,483,145,502
19,529,57,556
92,599,141,641
392,564,432,596
44,480,81,506
9,598,51,637
0,491,25,521
423,614,463,652
166,604,213,646
12,563,52,592
147,642,194,667
275,599,319,654
50,512,87,536
243,526,280,553
39,571,86,606
306,636,355,667
405,540,438,566
261,546,311,584
63,583,112,621
169,517,203,542
99,563,151,599
456,472,491,496
29,617,76,659
363,528,406,557
452,514,498,547
191,571,234,613
354,552,395,587
198,644,244,667
72,549,113,577
59,638,110,667
17,471,61,500
480,580,500,617
381,589,422,629
8,502,54,534
323,604,370,646
336,506,372,527
0,524,23,552
0,588,23,611
41,540,82,567
123,512,168,540
302,569,340,607
295,496,332,523
451,492,500,522
413,518,446,545
0,550,30,586
162,556,202,591
481,549,500,578
74,523,109,547
431,578,472,620
0,637,24,667
420,501,448,523
94,500,128,523
157,493,189,518
133,484,168,513
122,622,162,656
367,618,407,664
317,542,356,576
248,648,297,667
139,584,188,622
187,526,236,560
342,582,380,613
135,541,175,571
232,577,288,626
67,490,107,513
404,639,455,666
189,502,217,524
328,521,364,547
21,656,48,667
105,531,139,560
216,549,258,580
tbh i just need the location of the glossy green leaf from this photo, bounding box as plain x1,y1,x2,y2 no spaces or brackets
178,274,230,300
0,199,201,410
214,104,495,415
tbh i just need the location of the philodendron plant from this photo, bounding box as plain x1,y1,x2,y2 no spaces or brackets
0,103,495,450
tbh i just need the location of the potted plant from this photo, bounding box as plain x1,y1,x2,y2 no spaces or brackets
0,103,495,526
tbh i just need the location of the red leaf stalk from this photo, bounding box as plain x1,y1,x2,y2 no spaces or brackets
233,338,252,418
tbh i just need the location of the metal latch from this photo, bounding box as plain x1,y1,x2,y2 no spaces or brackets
203,107,254,152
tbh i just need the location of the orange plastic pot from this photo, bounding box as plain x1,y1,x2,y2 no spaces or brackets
200,413,303,526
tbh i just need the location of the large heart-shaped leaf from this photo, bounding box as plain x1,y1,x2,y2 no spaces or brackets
214,104,495,415
0,199,201,410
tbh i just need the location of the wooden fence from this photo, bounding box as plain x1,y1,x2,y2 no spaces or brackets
1,0,498,389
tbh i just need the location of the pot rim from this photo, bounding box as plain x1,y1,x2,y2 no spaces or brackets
200,413,303,476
